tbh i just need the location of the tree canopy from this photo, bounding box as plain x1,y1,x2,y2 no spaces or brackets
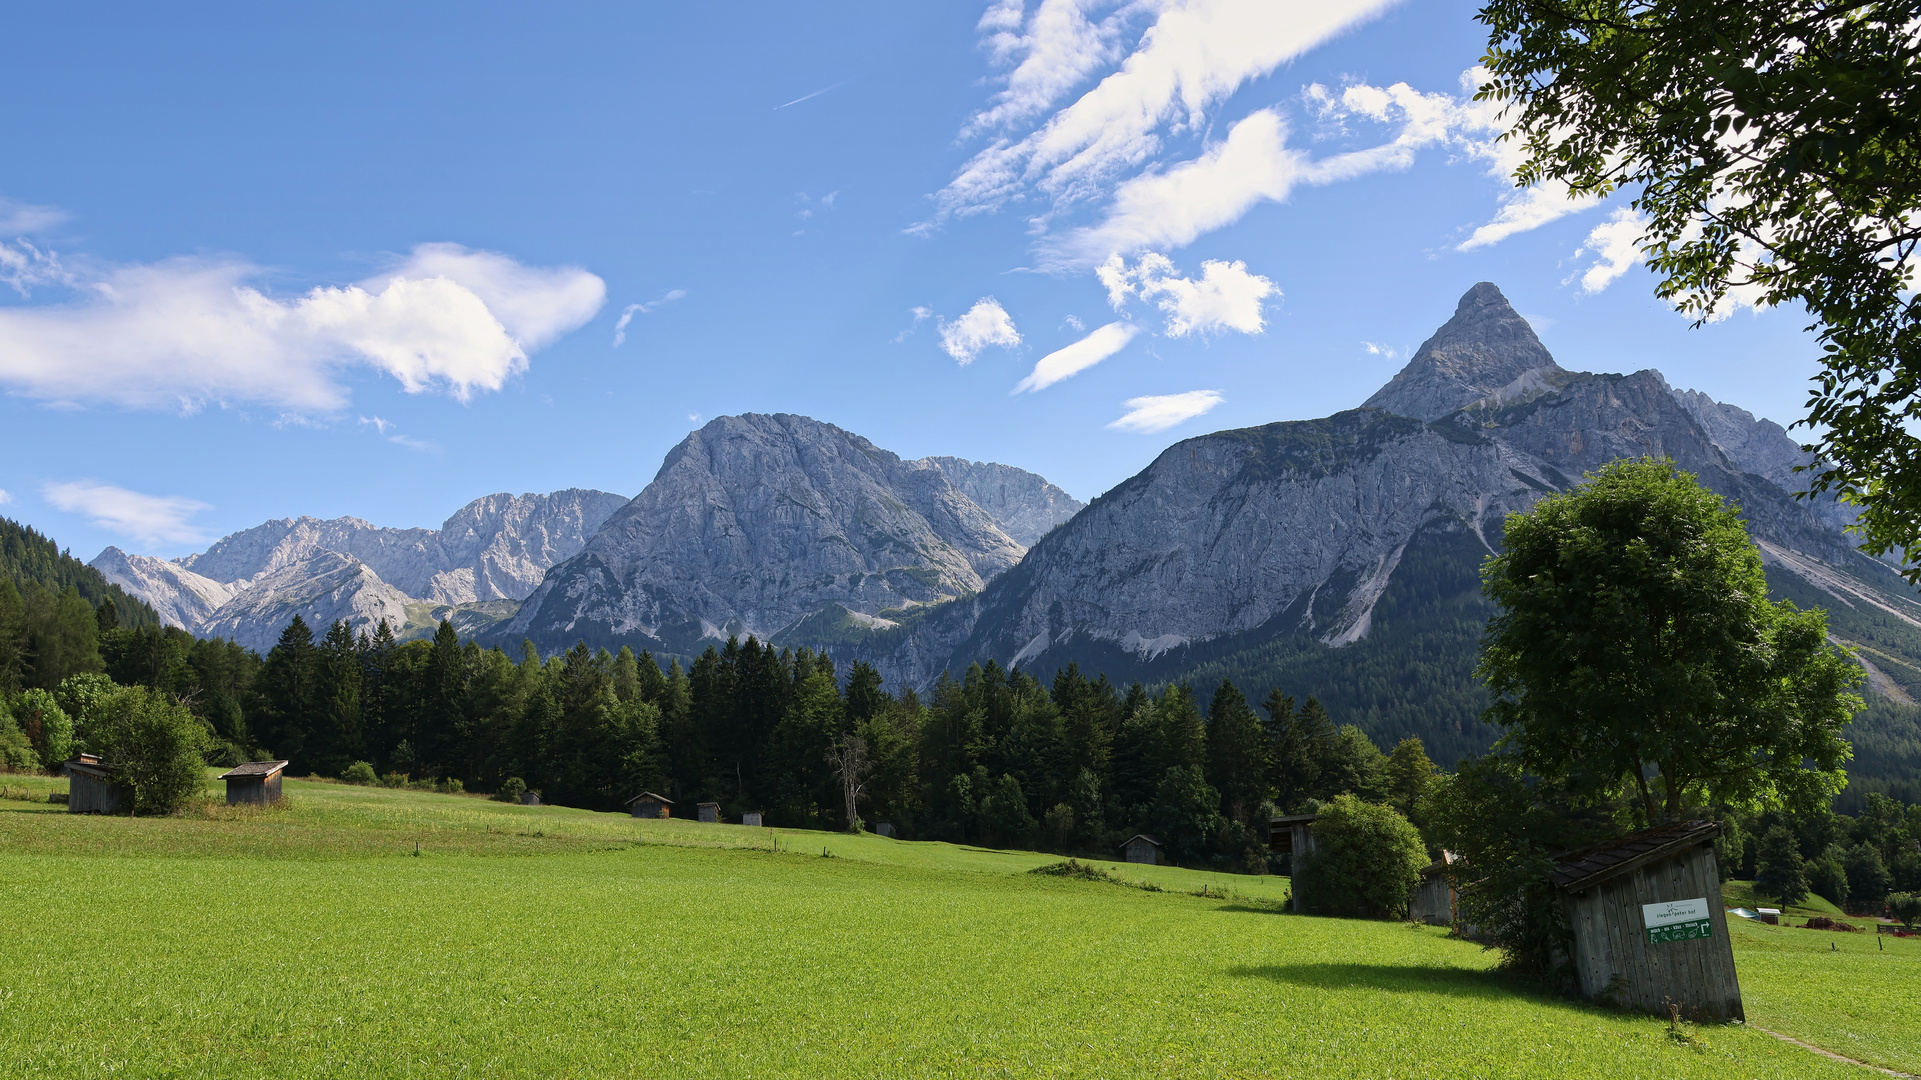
1478,457,1860,823
1477,0,1921,573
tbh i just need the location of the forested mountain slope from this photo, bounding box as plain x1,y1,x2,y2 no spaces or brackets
2,517,159,629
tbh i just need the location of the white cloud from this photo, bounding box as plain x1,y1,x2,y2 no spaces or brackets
0,243,605,413
611,288,687,346
930,0,1403,227
0,239,73,296
1570,209,1646,293
1044,109,1305,267
0,196,67,235
1062,314,1086,331
1107,389,1223,433
358,415,395,434
42,481,210,545
0,489,11,505
1362,341,1399,359
893,305,934,343
964,0,1134,138
388,435,438,453
1099,251,1275,335
938,297,1022,364
1015,321,1140,392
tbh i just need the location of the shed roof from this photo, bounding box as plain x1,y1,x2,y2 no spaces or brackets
1270,813,1319,826
1119,833,1162,849
1550,820,1720,892
625,791,674,806
697,801,720,807
217,760,289,780
62,756,113,778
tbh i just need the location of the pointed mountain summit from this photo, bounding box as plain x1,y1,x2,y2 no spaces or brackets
1363,282,1566,421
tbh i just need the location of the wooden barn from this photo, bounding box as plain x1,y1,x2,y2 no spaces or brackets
1409,853,1457,926
217,760,289,805
520,790,541,807
627,791,673,819
697,801,721,823
741,810,764,827
875,822,895,838
62,753,131,814
1551,820,1743,1020
1120,834,1165,864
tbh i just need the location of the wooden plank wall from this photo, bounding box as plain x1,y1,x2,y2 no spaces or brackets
1561,843,1743,1021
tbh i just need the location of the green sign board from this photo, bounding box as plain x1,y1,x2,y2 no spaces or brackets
1643,898,1712,944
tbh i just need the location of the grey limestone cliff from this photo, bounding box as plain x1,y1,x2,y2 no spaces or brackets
196,552,416,653
913,456,1084,547
89,547,235,631
505,414,1028,655
1363,281,1567,421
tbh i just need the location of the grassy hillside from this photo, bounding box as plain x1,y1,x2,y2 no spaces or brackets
1,778,1914,1078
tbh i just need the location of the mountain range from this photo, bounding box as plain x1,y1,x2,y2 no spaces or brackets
91,281,1921,795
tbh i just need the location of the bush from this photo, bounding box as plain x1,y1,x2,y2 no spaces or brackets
1294,794,1429,919
0,701,42,773
493,777,527,803
12,689,71,772
379,773,407,789
1890,892,1921,928
90,687,209,815
341,761,379,786
1029,859,1121,883
435,778,464,795
54,673,116,739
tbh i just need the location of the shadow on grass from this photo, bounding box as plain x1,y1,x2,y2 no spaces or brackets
1216,903,1290,916
1231,962,1548,1001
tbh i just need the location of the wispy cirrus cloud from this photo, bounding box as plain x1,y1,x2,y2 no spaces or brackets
938,298,1022,364
0,196,67,235
1107,389,1223,433
1014,321,1140,392
1569,209,1646,294
612,289,687,346
43,481,211,545
0,242,605,413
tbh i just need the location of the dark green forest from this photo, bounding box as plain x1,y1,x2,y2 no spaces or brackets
1,518,159,631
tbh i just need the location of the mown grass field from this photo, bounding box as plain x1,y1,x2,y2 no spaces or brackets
0,776,1913,1079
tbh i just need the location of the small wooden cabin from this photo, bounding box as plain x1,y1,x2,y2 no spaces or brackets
520,790,541,807
1409,852,1457,926
627,791,673,819
741,810,764,827
697,801,721,823
62,753,131,814
217,760,289,805
1552,820,1743,1020
1121,834,1165,865
1269,813,1320,910
875,822,895,838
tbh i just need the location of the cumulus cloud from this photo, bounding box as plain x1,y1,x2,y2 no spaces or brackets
0,196,67,235
1099,252,1275,336
0,243,605,412
930,0,1403,227
1570,209,1647,293
1107,389,1223,433
43,481,211,545
938,297,1022,364
1014,321,1140,392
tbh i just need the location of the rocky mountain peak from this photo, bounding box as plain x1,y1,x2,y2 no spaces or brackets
1363,281,1565,421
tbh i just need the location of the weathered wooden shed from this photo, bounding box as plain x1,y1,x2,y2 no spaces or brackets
1120,834,1165,865
875,821,895,838
1551,820,1743,1020
217,760,289,805
1409,852,1457,926
62,753,131,814
1269,813,1320,910
697,801,721,823
519,790,541,807
626,791,673,819
741,810,764,827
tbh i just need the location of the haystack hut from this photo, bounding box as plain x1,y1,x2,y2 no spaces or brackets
1551,820,1743,1020
1269,813,1320,910
627,791,673,819
741,810,764,827
1120,834,1165,865
62,753,131,814
1409,852,1457,926
217,760,289,805
697,801,721,823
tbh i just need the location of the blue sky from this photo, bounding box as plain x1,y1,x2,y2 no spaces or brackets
1,1,1817,560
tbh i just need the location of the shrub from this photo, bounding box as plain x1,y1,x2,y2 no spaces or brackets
493,777,527,803
54,673,116,740
1890,892,1921,928
435,778,464,795
379,773,407,789
1294,794,1428,919
12,689,71,772
1029,859,1121,883
0,701,42,772
341,761,379,786
90,687,209,815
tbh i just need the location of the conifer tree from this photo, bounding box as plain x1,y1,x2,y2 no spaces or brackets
0,578,26,696
312,619,365,775
1382,736,1438,822
254,616,317,766
1205,680,1267,823
27,584,104,690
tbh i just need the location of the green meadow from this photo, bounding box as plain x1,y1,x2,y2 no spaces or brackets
1,777,1914,1079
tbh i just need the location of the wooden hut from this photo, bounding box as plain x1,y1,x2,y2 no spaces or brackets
217,760,289,805
741,810,764,827
1269,813,1320,911
626,791,673,819
1409,852,1457,926
1120,834,1165,865
697,801,721,823
62,753,131,814
1551,820,1743,1020
875,822,895,838
519,790,541,807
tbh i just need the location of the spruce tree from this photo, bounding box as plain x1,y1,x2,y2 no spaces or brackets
1205,680,1267,823
613,646,641,703
1756,826,1810,906
254,616,317,765
1158,684,1206,773
312,620,364,775
27,585,104,690
0,578,25,696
